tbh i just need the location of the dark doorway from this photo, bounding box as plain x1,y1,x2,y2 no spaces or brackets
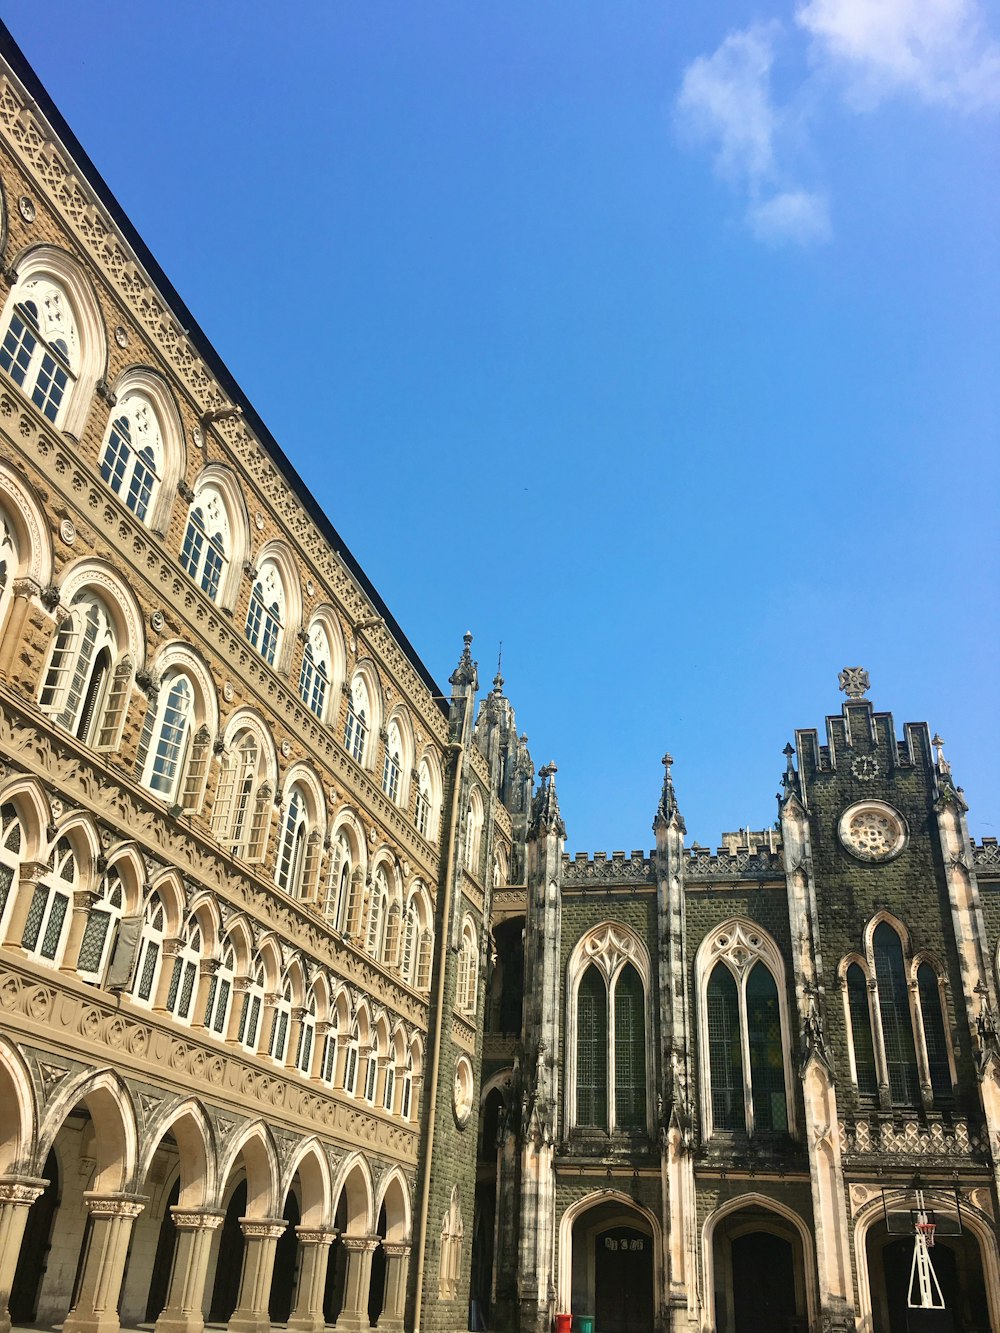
8,1150,59,1323
209,1180,247,1322
367,1202,388,1327
869,1225,990,1333
731,1231,796,1333
594,1227,653,1333
323,1192,349,1324
146,1178,181,1322
269,1190,301,1322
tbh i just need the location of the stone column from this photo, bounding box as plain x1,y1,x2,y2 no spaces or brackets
0,1176,47,1333
378,1243,410,1333
287,1227,336,1333
0,578,40,679
194,960,220,1029
225,976,252,1044
335,1235,379,1333
227,1217,286,1333
63,1193,147,1333
284,1008,307,1073
1,862,48,950
60,889,100,973
153,940,184,1012
153,1208,224,1333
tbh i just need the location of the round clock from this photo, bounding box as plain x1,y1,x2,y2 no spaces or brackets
851,754,879,782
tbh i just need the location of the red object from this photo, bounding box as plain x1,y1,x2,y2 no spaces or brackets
555,1315,573,1333
915,1222,937,1248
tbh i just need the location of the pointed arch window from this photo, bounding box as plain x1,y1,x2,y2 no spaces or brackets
0,803,22,938
576,967,609,1129
204,941,236,1037
382,721,403,803
320,1010,340,1085
276,787,310,897
99,395,163,523
746,964,787,1133
614,964,647,1129
77,867,125,984
21,838,75,965
415,763,433,839
245,562,285,666
132,894,166,1004
213,732,269,861
297,993,318,1075
458,918,479,1016
143,674,195,802
269,977,293,1064
39,590,130,749
343,1022,360,1095
383,1052,397,1112
846,962,878,1100
917,963,951,1101
344,676,369,763
181,489,230,603
238,963,267,1053
873,923,921,1105
707,965,743,1131
298,624,331,719
166,921,202,1024
571,930,650,1134
366,868,389,957
0,285,78,423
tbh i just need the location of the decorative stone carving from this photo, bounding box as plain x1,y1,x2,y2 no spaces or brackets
838,666,870,700
838,801,908,863
17,194,35,222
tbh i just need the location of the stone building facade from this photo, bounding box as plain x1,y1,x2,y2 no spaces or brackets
0,23,997,1333
473,673,1000,1333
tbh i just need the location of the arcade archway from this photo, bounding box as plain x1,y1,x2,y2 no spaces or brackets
565,1196,656,1333
705,1198,813,1333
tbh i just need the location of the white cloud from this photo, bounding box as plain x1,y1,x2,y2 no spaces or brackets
675,24,830,247
748,189,832,245
796,0,1000,110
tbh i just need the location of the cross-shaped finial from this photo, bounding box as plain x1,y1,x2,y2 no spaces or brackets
838,667,870,700
662,753,673,769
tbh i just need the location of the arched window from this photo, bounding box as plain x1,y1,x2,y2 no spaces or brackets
320,1009,340,1085
237,962,267,1053
698,922,792,1138
383,1051,397,1113
245,561,285,666
204,941,237,1037
382,721,403,803
366,868,389,957
414,762,433,839
458,918,479,1016
298,623,331,719
140,673,195,803
614,964,647,1130
917,962,952,1101
415,917,433,992
166,920,202,1024
0,281,78,423
180,487,230,603
269,976,293,1064
576,967,608,1129
99,394,163,523
464,791,483,875
0,803,22,940
707,964,742,1131
873,923,920,1105
343,1022,361,1095
77,866,125,984
21,838,75,965
0,517,19,634
39,590,131,749
276,787,309,897
344,676,370,763
132,893,166,1005
297,993,318,1075
846,962,878,1100
213,731,270,862
383,901,402,970
324,833,358,932
400,1053,414,1120
363,1033,381,1102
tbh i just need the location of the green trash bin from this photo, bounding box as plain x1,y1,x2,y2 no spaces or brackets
576,1317,595,1333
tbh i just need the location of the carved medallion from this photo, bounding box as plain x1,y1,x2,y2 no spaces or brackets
839,801,907,863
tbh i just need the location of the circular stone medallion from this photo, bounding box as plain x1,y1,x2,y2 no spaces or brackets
838,801,908,863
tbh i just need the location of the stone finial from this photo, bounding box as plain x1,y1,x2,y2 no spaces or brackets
529,761,565,839
931,733,950,774
838,666,870,701
659,753,677,818
779,742,800,804
449,630,478,690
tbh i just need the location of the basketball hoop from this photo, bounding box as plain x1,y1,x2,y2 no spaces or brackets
915,1221,936,1249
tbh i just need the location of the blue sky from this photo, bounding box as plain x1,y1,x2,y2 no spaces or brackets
5,2,998,852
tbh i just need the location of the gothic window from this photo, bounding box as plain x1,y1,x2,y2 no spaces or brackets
383,1058,396,1113
276,786,310,897
204,942,236,1037
457,917,479,1016
415,914,434,992
343,1022,361,1095
320,1010,340,1085
212,731,270,861
132,894,166,1005
0,803,22,939
366,867,389,957
77,866,125,984
245,561,285,666
297,993,318,1075
0,281,78,424
99,395,164,524
180,488,230,603
21,838,75,965
0,517,19,634
363,1035,380,1102
39,590,131,749
383,901,402,970
298,622,331,719
464,791,483,876
382,721,403,803
237,963,267,1053
415,763,433,839
344,676,370,764
846,962,878,1099
269,976,293,1064
917,962,952,1101
698,921,792,1138
166,920,202,1024
324,833,357,932
570,926,651,1134
873,923,921,1105
400,1053,414,1120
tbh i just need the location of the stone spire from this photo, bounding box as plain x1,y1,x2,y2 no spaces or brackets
529,762,565,840
449,630,478,692
779,741,802,805
654,752,685,834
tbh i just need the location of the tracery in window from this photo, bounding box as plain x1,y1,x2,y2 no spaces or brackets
21,838,75,965
77,866,125,984
873,923,921,1105
180,487,230,603
698,920,792,1138
298,622,331,719
245,560,286,666
212,728,271,861
382,721,403,804
99,394,163,524
344,676,370,764
0,279,79,424
918,962,951,1101
39,590,131,749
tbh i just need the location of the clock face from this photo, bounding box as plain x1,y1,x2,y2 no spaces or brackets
838,801,907,863
851,754,879,782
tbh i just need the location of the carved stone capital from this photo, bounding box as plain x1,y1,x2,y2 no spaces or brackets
294,1226,338,1246
11,576,40,600
84,1192,147,1219
239,1217,287,1240
170,1207,225,1231
340,1234,380,1253
199,959,221,977
0,1175,48,1205
382,1242,411,1259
